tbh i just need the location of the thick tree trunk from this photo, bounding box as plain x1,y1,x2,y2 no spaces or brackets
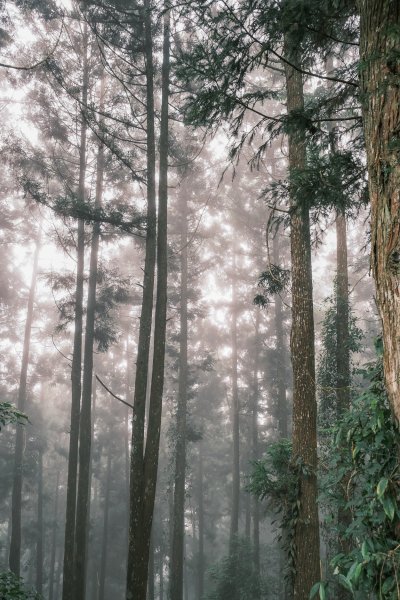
62,24,89,600
36,446,44,595
9,236,40,576
127,4,170,597
358,0,400,424
170,190,188,600
98,449,111,600
49,471,60,600
74,73,105,600
284,41,320,600
126,0,157,594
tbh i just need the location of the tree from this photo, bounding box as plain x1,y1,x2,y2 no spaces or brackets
9,235,40,577
170,185,189,600
127,2,170,596
358,0,400,425
283,38,320,599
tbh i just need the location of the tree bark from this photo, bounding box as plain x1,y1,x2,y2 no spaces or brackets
9,235,40,576
98,449,111,600
127,3,170,597
358,0,400,424
74,72,105,600
273,234,289,439
62,23,89,600
126,0,157,594
170,189,188,600
284,40,320,600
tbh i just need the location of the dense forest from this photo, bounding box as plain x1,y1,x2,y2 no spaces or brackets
0,0,399,599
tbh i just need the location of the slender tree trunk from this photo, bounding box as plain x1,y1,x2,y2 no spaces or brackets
197,443,204,600
273,234,288,439
170,189,188,600
62,24,89,600
252,310,260,576
98,449,111,600
36,446,44,595
284,40,320,600
230,264,240,551
49,471,60,600
126,0,157,594
9,236,40,576
74,72,105,600
358,0,400,424
127,4,170,597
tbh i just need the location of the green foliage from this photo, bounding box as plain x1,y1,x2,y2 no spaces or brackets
0,572,40,599
0,402,28,431
249,439,311,580
320,352,400,598
254,264,290,307
317,291,363,427
206,537,266,600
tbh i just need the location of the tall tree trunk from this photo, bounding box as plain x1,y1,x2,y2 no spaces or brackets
74,73,105,600
9,236,40,576
273,234,289,439
170,189,188,600
36,445,44,595
251,310,260,576
196,442,204,600
230,263,240,551
49,471,60,600
284,40,320,600
62,23,89,600
98,449,111,600
358,0,400,423
126,0,157,594
127,4,170,597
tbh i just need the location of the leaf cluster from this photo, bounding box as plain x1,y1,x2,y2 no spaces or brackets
320,352,400,598
0,402,28,431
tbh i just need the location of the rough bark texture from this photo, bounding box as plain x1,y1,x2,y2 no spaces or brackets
74,73,105,600
170,190,188,600
359,0,400,424
9,236,40,576
284,41,320,600
62,25,89,600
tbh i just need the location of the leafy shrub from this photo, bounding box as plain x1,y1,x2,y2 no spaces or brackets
0,571,40,599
